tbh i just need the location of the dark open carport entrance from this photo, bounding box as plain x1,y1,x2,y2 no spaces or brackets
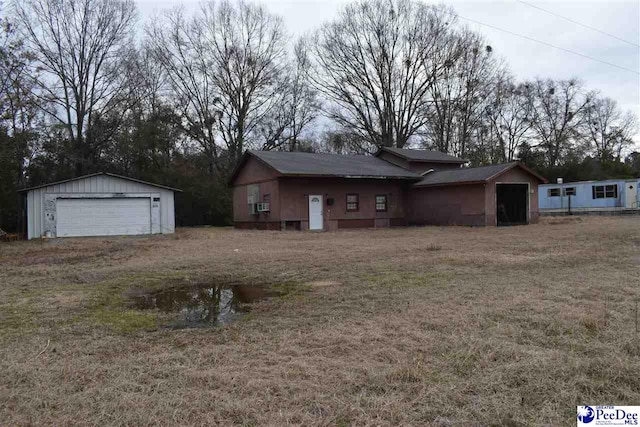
496,183,529,226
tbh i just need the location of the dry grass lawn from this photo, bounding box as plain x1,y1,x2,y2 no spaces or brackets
1,217,639,426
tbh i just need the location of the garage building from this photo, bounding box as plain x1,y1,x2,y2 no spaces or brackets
20,173,180,239
409,162,546,226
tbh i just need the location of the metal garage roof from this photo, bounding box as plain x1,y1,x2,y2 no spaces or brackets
18,172,182,193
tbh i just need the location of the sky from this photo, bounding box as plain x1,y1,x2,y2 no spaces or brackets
136,0,640,146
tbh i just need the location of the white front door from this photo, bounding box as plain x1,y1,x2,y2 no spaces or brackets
308,195,323,230
626,182,638,208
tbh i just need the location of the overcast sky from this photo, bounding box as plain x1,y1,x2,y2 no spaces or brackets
137,0,640,145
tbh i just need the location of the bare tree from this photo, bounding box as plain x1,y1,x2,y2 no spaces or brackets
529,78,590,167
14,0,137,175
259,40,320,152
484,77,535,162
582,95,638,161
309,0,459,152
106,46,181,175
1,11,40,138
0,7,44,231
127,44,168,120
145,8,219,175
0,10,21,106
422,29,502,158
146,0,292,175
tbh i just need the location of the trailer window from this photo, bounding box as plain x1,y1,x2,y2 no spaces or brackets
548,188,561,197
592,185,617,199
563,187,576,196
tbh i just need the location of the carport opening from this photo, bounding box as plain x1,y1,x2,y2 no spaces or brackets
496,184,529,226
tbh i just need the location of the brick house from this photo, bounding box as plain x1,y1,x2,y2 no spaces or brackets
229,148,547,230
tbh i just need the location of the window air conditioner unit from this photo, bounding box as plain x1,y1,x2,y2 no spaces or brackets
257,202,270,212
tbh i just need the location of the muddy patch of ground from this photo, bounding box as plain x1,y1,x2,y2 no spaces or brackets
125,282,282,328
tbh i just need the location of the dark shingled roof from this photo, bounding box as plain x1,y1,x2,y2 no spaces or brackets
246,150,421,180
414,162,546,187
377,147,467,163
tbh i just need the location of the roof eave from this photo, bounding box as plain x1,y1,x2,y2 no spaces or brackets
280,173,421,181
377,146,413,160
408,159,468,164
484,162,547,184
227,150,284,187
228,152,248,187
103,173,183,192
377,147,467,164
375,146,416,161
413,180,487,188
17,172,182,193
17,172,103,193
515,162,548,183
483,163,518,182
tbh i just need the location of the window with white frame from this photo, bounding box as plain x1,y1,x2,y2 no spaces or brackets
592,184,617,199
375,195,387,212
346,194,359,211
548,188,561,197
563,187,576,196
247,184,260,214
247,184,259,204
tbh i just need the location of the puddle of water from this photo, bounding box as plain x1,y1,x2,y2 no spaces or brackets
129,283,279,328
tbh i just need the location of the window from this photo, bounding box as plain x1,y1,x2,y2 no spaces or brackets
375,195,387,212
346,194,359,211
247,184,259,204
592,184,617,199
247,184,260,215
549,187,575,197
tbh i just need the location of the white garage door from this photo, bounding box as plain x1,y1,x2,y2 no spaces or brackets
56,198,151,237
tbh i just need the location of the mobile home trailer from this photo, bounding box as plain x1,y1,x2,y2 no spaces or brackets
539,178,639,215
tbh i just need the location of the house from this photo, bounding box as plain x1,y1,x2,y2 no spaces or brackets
229,148,547,230
230,150,419,231
19,173,181,239
539,178,640,215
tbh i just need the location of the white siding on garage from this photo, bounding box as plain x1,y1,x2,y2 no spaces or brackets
26,174,176,239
